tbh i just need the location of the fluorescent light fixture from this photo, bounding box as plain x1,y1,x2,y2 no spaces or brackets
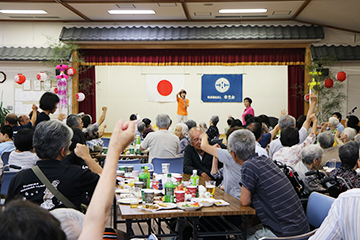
0,10,47,14
219,9,267,14
108,10,155,15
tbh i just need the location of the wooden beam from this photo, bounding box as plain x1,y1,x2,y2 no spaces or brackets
71,50,80,114
55,0,92,22
180,0,191,22
77,42,312,49
291,0,311,20
295,19,360,34
304,44,311,115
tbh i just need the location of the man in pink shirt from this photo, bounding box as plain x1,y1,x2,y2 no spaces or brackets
242,97,254,125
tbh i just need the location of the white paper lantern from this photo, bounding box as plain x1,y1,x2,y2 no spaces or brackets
36,72,47,81
75,92,85,102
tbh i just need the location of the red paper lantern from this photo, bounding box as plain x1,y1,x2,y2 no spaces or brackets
53,87,58,94
304,94,310,102
14,73,26,84
324,78,334,88
36,72,47,81
336,71,347,82
75,92,85,102
67,67,76,76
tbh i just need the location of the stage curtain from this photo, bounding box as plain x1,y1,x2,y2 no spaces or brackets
288,65,305,119
79,48,305,118
80,49,305,66
78,66,96,122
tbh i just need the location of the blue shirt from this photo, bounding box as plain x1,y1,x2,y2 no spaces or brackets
336,122,345,133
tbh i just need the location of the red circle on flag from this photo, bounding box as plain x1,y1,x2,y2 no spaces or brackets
157,80,173,96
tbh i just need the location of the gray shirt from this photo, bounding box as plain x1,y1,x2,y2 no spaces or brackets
140,130,180,163
269,126,308,159
8,151,39,172
217,148,242,199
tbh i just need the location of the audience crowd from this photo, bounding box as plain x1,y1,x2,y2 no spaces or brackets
1,91,360,239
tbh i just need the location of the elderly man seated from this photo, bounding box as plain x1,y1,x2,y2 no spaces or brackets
5,104,38,135
269,93,317,158
330,141,360,188
6,120,99,211
200,127,242,199
183,127,222,181
228,129,309,239
294,145,324,194
318,131,340,168
273,113,318,167
140,114,180,163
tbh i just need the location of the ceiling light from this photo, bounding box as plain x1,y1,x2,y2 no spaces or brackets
0,10,47,14
108,10,155,15
219,9,267,14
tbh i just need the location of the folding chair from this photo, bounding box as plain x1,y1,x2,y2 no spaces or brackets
152,157,184,174
0,170,17,205
1,151,12,166
259,192,335,240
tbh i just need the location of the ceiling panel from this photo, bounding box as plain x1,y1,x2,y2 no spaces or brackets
187,1,305,20
0,2,84,21
297,0,360,32
69,3,187,21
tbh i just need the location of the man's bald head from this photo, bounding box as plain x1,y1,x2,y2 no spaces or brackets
189,127,202,151
5,113,18,126
19,115,30,126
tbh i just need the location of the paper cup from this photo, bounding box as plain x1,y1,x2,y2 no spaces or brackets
175,190,185,203
187,186,197,198
173,174,182,184
143,189,155,204
103,147,108,154
126,166,134,173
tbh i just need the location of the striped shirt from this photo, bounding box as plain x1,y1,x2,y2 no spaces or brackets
241,153,309,237
310,189,360,240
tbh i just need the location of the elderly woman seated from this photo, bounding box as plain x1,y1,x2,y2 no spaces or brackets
318,131,340,168
335,127,357,146
330,141,360,188
294,145,324,194
174,123,189,156
8,128,39,171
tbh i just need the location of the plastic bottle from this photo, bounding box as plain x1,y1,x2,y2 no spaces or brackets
190,169,199,186
144,166,150,188
139,166,148,189
164,173,175,203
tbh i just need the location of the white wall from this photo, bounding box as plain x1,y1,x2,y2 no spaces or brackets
95,65,288,133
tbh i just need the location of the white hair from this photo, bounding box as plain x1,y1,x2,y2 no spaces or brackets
301,144,324,165
176,123,189,136
328,116,339,127
50,208,85,240
343,127,357,141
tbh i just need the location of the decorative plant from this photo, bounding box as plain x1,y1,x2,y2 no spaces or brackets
0,91,10,126
306,58,347,123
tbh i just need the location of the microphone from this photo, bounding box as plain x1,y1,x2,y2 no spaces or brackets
349,107,357,114
305,170,318,176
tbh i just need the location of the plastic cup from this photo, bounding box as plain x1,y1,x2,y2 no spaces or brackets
175,190,185,203
119,166,126,171
130,198,139,208
143,189,155,204
132,170,139,178
187,186,197,198
205,180,216,197
173,174,182,184
129,147,135,155
328,159,337,169
162,163,170,174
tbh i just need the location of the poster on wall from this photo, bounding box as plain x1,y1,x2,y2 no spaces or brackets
201,74,243,102
146,75,184,102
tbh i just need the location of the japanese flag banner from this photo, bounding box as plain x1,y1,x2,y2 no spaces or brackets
146,75,185,102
